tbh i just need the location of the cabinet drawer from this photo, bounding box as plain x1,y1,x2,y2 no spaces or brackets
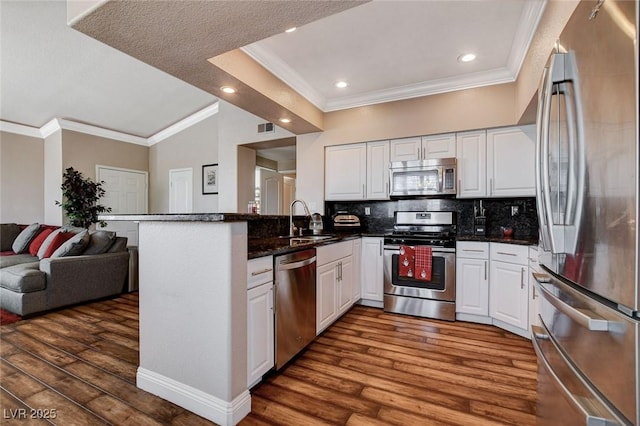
457,241,489,259
528,246,540,271
317,240,353,266
490,243,528,265
247,255,274,289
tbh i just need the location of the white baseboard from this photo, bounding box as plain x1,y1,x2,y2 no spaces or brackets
137,367,251,425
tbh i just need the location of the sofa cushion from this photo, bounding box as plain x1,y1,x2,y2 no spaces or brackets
83,231,116,255
42,231,75,259
0,262,45,293
28,228,54,256
107,237,128,253
51,230,90,258
0,254,39,268
1,223,21,251
11,223,40,254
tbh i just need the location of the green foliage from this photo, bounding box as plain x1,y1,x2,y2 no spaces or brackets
56,167,111,228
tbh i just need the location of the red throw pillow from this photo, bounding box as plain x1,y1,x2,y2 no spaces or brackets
42,232,75,259
28,229,54,256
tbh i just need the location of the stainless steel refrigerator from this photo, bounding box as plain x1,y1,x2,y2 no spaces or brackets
532,0,639,425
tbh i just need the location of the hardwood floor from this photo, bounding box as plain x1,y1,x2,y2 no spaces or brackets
1,294,537,425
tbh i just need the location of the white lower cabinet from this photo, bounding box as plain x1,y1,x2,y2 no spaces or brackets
316,240,355,334
360,237,384,307
352,239,362,302
247,256,274,388
456,242,535,338
455,242,489,317
489,243,529,334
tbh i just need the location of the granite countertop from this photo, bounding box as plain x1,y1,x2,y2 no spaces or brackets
98,213,278,222
457,234,538,246
249,233,362,259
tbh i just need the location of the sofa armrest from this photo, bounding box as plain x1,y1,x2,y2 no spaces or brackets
39,252,129,309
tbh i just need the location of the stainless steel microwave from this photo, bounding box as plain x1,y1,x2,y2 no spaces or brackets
389,158,457,197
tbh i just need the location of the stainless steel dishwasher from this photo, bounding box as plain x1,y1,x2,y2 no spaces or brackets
274,248,316,370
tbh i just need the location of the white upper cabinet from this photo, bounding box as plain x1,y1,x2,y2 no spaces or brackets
366,141,390,200
325,144,367,200
390,134,455,162
422,133,456,159
487,125,536,197
390,136,421,162
456,130,487,198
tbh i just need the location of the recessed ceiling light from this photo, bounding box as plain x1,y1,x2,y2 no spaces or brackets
458,53,476,63
221,86,236,94
280,118,291,124
285,27,297,33
335,81,348,89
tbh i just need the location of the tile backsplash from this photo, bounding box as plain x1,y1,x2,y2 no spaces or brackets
325,197,539,240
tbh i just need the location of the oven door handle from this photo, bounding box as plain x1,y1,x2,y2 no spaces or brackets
383,245,455,254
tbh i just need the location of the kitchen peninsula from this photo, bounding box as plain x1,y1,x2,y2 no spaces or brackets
101,213,252,426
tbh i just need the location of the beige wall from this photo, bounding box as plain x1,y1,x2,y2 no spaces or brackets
148,115,218,213
0,131,45,224
62,129,149,181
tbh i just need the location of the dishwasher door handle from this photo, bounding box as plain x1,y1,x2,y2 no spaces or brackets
278,256,316,271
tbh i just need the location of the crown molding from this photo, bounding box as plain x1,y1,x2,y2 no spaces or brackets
324,68,515,112
0,103,219,146
241,45,326,111
507,0,547,78
0,121,43,138
59,119,149,146
147,102,219,146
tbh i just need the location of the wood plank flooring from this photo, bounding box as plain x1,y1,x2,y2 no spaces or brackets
1,294,537,425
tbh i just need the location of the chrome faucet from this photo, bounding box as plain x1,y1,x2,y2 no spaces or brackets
289,199,311,236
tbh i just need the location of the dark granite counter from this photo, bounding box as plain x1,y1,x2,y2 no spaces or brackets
98,213,269,222
457,234,538,246
249,234,361,259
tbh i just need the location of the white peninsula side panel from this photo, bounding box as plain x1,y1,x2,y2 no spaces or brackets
135,220,250,426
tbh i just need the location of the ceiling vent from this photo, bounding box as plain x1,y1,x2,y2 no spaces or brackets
257,122,275,134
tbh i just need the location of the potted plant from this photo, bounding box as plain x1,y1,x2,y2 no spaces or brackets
56,167,111,228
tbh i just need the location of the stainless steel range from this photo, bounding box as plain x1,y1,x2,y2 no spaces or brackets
383,211,456,321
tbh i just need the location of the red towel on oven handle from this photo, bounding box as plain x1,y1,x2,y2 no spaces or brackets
398,245,415,278
415,246,432,281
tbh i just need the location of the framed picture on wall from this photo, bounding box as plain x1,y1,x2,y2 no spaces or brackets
202,164,218,194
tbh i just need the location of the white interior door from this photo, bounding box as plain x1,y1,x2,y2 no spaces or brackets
260,168,282,215
282,176,296,214
169,168,193,214
97,165,147,246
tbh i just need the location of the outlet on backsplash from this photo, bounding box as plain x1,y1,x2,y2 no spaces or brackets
364,207,371,215
511,205,519,216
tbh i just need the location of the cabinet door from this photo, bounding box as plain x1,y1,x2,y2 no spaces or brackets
389,137,421,162
366,141,390,200
455,258,489,316
422,133,456,159
361,237,384,302
456,130,487,198
490,260,529,330
325,144,367,200
317,262,338,334
338,257,354,315
487,125,536,197
247,282,274,387
352,239,362,301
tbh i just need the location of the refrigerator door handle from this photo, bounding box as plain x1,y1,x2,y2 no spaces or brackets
531,325,621,426
561,51,586,255
536,60,561,253
538,281,609,331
